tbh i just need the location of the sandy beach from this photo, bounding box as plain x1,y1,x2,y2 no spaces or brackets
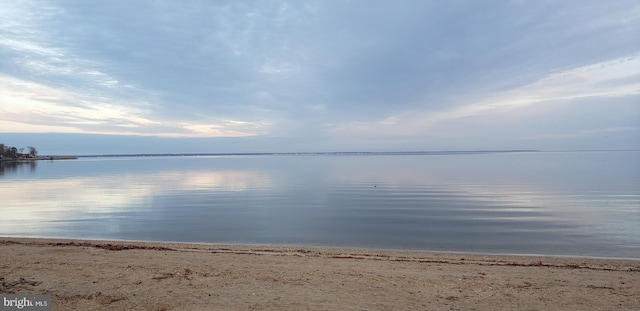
1,238,638,310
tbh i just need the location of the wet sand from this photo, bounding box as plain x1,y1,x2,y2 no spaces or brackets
1,238,638,310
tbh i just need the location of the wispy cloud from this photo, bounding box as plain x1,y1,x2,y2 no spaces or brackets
331,53,640,140
1,0,639,151
0,1,275,138
416,54,640,127
0,75,271,137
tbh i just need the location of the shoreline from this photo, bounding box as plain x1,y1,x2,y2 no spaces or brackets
2,237,638,310
4,237,639,266
4,235,638,262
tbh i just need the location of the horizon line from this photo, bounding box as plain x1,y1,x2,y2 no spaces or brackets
41,149,640,157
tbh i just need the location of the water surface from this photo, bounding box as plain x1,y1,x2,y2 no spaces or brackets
1,151,638,258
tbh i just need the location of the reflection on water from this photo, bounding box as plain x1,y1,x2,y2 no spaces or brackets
0,152,638,258
0,169,270,232
0,160,37,175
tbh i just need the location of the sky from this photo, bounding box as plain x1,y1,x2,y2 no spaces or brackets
1,0,639,155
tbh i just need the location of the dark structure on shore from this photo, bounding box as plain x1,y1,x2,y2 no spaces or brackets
0,143,38,160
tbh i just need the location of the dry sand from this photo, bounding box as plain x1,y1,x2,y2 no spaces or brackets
1,238,638,310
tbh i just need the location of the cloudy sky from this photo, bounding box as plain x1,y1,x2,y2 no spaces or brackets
1,0,639,154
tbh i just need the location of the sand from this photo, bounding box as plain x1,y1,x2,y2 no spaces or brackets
1,238,638,310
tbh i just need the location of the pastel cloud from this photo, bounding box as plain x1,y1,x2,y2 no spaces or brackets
0,0,638,152
330,54,640,140
0,75,270,138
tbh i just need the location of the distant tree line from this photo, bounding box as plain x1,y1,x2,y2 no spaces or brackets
0,143,37,160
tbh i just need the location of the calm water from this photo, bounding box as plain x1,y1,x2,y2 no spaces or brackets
1,151,639,258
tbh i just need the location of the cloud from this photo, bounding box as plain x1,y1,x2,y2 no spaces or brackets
329,53,640,141
1,0,639,151
0,74,271,138
418,54,640,124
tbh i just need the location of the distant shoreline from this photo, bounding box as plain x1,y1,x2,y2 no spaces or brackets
0,156,78,162
5,149,638,159
67,149,640,158
74,150,540,158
